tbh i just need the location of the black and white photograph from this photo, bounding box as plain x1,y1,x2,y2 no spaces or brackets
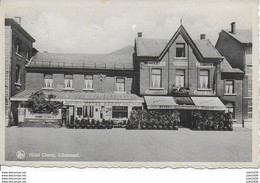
1,0,258,167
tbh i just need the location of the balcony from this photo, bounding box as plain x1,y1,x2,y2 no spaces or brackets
172,87,190,96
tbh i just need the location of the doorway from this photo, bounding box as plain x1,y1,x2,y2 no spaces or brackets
179,110,192,128
64,106,74,125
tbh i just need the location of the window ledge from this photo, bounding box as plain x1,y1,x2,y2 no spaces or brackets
174,57,187,59
224,93,236,96
149,87,165,90
15,53,22,58
62,88,75,91
197,88,212,91
114,91,126,93
42,87,54,90
82,88,95,91
14,82,22,87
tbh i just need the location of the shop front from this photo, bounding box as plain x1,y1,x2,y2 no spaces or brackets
11,89,144,127
144,96,227,128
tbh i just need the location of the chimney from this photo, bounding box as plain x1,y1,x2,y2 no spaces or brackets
14,16,21,25
231,22,236,34
200,34,206,40
137,32,142,38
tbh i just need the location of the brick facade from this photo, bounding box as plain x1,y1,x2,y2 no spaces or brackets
216,29,252,122
5,19,35,126
26,72,134,93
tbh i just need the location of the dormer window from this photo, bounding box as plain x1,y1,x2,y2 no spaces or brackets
176,43,185,57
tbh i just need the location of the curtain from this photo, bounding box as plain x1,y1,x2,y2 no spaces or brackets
85,79,93,89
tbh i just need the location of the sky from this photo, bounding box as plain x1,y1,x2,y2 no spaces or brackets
4,0,256,54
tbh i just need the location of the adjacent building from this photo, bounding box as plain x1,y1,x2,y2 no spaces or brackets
10,47,144,125
5,18,36,126
215,22,252,126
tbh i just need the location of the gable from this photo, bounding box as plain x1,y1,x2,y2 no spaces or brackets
159,25,204,62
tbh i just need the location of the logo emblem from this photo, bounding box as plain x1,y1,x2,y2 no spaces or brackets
16,150,25,160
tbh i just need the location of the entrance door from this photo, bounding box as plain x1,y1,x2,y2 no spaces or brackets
65,106,74,125
179,110,192,128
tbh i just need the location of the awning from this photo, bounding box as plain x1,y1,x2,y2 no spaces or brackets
144,96,177,109
10,89,144,106
191,97,226,111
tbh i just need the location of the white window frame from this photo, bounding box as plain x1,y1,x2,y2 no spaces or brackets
64,74,73,89
115,77,125,92
43,74,53,89
225,80,235,94
150,68,162,88
175,69,185,87
84,75,93,89
199,70,209,89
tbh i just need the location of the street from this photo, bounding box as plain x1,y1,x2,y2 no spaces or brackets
5,127,252,162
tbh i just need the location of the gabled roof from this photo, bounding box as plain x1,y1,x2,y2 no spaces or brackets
193,39,222,58
223,29,252,44
220,58,243,73
136,38,168,57
28,46,134,70
136,25,222,60
5,18,35,43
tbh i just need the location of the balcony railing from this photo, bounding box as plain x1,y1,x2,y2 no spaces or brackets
172,87,190,96
28,61,133,70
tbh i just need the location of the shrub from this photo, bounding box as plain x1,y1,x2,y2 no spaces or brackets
192,111,233,131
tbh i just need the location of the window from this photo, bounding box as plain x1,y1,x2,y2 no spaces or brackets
116,78,125,92
77,107,83,116
112,106,128,118
225,80,234,94
225,102,235,118
26,47,30,60
85,75,93,89
15,65,21,83
15,38,22,55
44,74,53,88
64,74,73,88
83,106,94,118
175,69,185,87
151,69,162,88
199,70,209,89
176,43,185,57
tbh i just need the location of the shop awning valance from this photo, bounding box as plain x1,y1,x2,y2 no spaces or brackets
144,96,177,109
10,89,144,105
191,97,226,111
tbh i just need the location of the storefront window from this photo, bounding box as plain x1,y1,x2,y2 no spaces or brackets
77,107,83,116
44,74,53,88
151,68,162,88
176,69,185,87
64,74,73,88
116,78,125,92
225,80,234,94
112,106,128,118
83,106,94,118
199,70,209,89
85,75,93,89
